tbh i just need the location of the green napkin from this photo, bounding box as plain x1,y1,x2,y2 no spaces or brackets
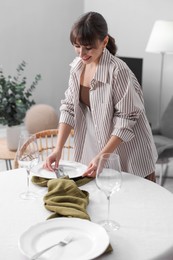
43,178,90,220
104,244,113,255
32,175,93,187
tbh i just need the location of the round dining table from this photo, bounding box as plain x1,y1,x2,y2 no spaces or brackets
0,168,173,260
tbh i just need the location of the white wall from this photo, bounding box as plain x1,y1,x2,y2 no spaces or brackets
84,0,173,128
0,0,83,119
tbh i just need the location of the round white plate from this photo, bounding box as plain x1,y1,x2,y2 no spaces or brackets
19,218,110,260
31,160,87,179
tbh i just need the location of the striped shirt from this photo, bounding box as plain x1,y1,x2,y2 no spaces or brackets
59,49,158,177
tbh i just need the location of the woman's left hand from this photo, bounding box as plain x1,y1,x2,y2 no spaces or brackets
82,155,100,178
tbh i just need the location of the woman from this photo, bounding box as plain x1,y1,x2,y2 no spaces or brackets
44,11,157,182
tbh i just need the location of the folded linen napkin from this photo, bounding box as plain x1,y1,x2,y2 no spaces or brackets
43,178,90,220
31,175,93,187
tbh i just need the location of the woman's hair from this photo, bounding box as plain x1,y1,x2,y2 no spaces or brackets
70,12,117,55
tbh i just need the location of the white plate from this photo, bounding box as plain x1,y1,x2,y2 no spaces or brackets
19,218,110,260
32,160,87,179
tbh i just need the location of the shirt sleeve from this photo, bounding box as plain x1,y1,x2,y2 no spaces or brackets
111,65,145,142
59,72,75,128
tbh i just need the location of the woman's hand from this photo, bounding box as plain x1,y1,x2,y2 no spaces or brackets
82,155,101,178
43,150,62,172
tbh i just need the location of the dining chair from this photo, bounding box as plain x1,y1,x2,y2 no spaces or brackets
152,96,173,186
14,128,74,169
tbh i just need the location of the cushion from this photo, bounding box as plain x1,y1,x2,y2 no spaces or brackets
24,104,59,134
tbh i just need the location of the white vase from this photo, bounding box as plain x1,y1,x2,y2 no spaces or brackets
6,125,21,151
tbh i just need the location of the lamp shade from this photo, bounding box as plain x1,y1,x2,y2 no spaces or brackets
146,20,173,53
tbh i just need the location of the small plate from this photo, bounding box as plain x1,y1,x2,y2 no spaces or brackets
32,160,87,179
18,218,110,260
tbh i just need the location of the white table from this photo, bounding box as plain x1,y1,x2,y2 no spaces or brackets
1,169,173,260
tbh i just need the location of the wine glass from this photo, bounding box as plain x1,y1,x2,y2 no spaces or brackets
96,153,122,232
16,133,39,200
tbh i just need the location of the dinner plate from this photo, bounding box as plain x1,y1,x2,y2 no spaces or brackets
31,160,87,179
19,218,110,260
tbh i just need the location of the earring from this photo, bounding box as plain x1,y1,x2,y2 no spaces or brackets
103,47,106,53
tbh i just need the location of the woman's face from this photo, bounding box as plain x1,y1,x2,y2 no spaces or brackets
73,37,108,65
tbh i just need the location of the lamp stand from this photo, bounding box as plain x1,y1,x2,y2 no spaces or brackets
158,52,165,128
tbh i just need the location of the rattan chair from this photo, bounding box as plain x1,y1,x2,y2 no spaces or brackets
14,129,74,169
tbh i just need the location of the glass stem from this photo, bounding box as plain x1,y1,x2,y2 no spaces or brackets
107,195,111,223
26,169,30,193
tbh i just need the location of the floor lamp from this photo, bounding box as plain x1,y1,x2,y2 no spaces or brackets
145,20,173,128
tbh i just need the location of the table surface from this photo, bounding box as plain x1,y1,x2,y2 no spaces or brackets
1,168,173,260
0,137,16,160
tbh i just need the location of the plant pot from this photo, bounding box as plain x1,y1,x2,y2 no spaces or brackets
6,125,21,151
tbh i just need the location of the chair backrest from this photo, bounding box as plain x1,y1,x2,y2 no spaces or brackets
14,129,74,168
160,96,173,139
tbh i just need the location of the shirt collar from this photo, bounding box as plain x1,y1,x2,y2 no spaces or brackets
69,57,84,74
94,48,112,84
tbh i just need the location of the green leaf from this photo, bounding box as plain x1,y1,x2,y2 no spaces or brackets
0,61,41,126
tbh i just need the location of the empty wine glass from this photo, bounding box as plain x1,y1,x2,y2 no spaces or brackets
96,153,122,232
16,133,39,200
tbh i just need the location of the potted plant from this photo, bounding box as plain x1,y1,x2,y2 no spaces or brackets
0,61,41,150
